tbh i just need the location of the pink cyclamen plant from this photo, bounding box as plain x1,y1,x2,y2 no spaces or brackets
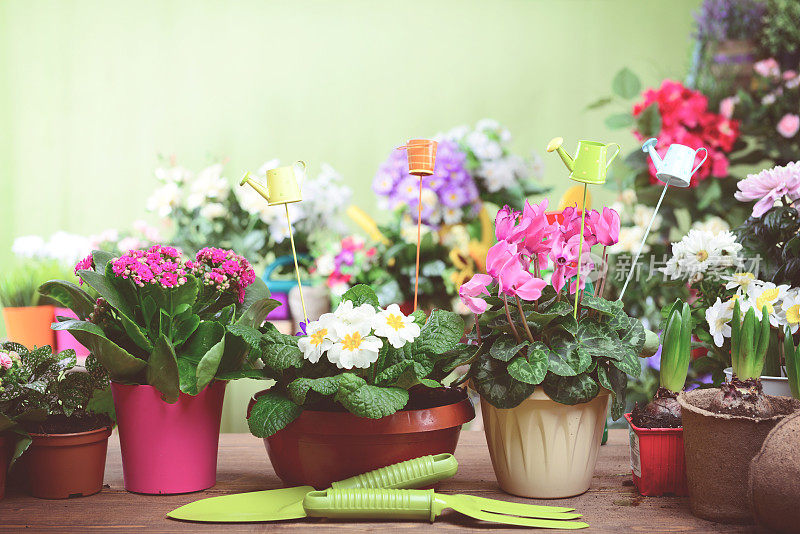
734,161,800,218
459,199,620,323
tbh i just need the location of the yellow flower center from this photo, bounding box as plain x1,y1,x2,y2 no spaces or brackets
310,328,328,347
342,331,363,351
385,314,405,331
756,288,780,314
696,250,709,262
788,305,800,325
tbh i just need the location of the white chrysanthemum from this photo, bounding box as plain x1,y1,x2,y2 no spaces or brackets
475,118,501,132
691,216,730,235
12,235,46,259
372,303,421,348
298,314,339,363
661,229,742,281
186,164,229,210
706,297,734,347
401,220,438,245
442,207,462,225
326,324,383,369
779,289,800,333
147,182,182,218
315,254,336,277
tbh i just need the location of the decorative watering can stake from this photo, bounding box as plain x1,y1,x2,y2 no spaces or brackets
397,139,438,312
617,139,708,300
240,161,309,323
547,137,620,318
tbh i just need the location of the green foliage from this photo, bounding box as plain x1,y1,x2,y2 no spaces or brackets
40,250,279,403
611,67,642,99
659,300,693,392
246,284,473,438
782,328,800,399
0,260,70,308
730,300,771,380
465,288,646,420
761,0,800,56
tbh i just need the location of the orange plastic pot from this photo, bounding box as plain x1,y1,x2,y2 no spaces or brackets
0,434,11,500
2,305,55,350
624,413,688,497
248,388,474,488
398,139,438,176
22,426,112,499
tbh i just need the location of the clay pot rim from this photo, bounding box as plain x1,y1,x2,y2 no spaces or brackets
251,387,475,435
624,412,683,434
678,389,800,423
111,380,225,393
28,425,112,446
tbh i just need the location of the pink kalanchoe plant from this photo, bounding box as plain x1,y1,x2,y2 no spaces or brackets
111,245,189,289
190,247,256,304
734,161,800,218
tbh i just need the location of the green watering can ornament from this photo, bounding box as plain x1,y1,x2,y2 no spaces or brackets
547,137,620,318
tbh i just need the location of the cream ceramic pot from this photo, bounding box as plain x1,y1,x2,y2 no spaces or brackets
480,389,610,498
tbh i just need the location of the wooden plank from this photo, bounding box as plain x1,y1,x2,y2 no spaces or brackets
0,430,751,532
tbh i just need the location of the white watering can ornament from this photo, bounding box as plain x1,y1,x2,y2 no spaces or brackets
618,138,708,300
641,137,708,188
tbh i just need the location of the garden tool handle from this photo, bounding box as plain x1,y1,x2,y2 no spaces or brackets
330,454,458,490
303,488,436,522
605,143,621,169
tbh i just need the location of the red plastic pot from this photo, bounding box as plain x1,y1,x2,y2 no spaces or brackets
624,413,688,497
0,433,11,500
248,388,475,488
23,426,112,499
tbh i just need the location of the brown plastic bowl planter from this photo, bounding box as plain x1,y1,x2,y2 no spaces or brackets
248,387,474,488
678,389,800,523
22,426,112,499
624,413,687,497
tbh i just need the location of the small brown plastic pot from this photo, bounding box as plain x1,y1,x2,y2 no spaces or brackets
23,426,112,499
0,433,11,500
248,388,475,488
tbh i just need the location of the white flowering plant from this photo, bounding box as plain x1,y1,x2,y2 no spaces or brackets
246,284,472,438
147,158,351,270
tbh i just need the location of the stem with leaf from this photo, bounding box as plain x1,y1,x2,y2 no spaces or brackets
783,328,800,399
515,296,535,343
659,300,692,393
503,295,522,343
730,300,770,381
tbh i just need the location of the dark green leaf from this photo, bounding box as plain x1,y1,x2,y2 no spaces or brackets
195,335,225,391
340,284,380,308
52,319,146,379
542,373,599,405
177,358,199,395
612,350,642,376
77,268,134,319
470,354,535,409
38,280,95,320
597,363,627,420
549,335,587,375
147,335,180,403
412,309,465,355
287,376,340,405
247,392,302,438
489,338,529,362
337,384,409,419
508,343,548,385
262,343,304,371
182,321,225,363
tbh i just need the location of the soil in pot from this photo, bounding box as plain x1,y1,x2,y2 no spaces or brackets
748,411,800,534
630,387,682,429
254,386,474,488
679,388,800,523
21,413,113,499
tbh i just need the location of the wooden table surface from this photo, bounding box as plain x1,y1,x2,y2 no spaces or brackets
0,430,760,533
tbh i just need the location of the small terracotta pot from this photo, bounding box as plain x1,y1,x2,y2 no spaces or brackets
2,305,55,350
112,381,227,494
23,426,112,499
248,388,474,488
624,413,687,496
0,433,11,500
678,389,800,523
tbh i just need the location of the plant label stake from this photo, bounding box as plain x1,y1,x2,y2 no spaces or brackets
240,161,309,323
547,137,620,318
618,138,708,300
397,139,437,312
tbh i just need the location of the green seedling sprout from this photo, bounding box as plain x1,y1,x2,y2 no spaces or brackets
782,327,800,399
659,300,692,393
730,300,771,381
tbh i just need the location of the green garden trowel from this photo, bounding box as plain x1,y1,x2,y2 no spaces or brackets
167,453,462,522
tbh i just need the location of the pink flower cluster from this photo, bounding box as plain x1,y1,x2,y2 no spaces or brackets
111,245,190,288
189,247,256,303
632,80,739,185
74,252,95,284
459,200,620,314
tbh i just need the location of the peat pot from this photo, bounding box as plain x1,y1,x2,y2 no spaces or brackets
481,389,610,498
249,387,474,488
678,389,800,523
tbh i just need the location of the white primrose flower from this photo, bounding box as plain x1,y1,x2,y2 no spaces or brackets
706,297,734,347
779,290,800,334
329,300,377,338
298,314,340,363
326,323,383,369
372,304,421,349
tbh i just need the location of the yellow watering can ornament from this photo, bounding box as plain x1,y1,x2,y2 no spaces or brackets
240,161,309,323
547,137,620,318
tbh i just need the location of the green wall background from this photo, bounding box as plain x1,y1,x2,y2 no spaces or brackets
0,0,700,431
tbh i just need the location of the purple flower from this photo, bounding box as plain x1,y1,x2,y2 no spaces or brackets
734,161,800,217
439,184,467,208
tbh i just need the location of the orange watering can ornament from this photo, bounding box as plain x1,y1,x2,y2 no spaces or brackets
240,161,309,323
397,139,438,312
547,137,620,318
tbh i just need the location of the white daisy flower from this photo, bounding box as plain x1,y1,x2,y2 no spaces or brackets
747,280,790,326
372,304,421,348
779,290,800,333
326,325,383,369
724,272,756,294
706,297,734,347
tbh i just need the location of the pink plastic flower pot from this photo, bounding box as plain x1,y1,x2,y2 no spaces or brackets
53,307,90,360
625,413,688,496
111,380,226,494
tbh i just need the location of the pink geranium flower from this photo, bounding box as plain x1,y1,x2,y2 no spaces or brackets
734,162,800,218
777,114,800,139
458,273,492,314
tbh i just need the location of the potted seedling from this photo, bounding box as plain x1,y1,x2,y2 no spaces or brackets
0,343,113,499
457,199,657,499
679,300,800,523
39,246,280,494
625,299,692,496
246,284,475,489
